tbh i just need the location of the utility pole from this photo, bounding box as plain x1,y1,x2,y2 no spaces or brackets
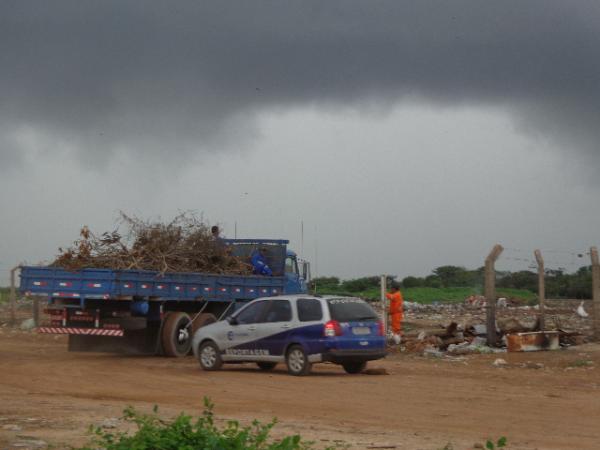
380,275,388,336
591,247,600,340
301,220,304,258
534,249,545,330
9,266,19,325
485,244,503,346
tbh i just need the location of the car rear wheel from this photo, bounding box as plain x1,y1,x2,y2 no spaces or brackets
161,312,192,357
286,345,311,376
198,341,223,371
342,361,367,374
256,362,277,371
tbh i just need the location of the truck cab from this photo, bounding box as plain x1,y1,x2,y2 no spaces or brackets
223,239,309,294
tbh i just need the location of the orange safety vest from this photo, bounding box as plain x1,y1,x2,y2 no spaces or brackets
385,291,403,315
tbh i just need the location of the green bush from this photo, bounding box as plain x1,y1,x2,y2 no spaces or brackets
79,398,336,450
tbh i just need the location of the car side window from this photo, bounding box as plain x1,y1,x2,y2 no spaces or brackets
235,301,267,324
262,300,292,323
297,299,323,322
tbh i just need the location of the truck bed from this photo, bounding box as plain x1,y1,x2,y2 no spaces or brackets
20,266,285,302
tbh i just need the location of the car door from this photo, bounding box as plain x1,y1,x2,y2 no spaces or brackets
222,300,268,361
255,299,293,359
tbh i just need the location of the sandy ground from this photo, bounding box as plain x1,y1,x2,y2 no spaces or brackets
1,328,599,450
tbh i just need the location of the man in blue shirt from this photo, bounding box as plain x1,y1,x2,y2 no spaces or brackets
251,248,273,276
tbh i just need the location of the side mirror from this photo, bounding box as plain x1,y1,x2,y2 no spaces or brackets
227,316,238,325
302,261,311,281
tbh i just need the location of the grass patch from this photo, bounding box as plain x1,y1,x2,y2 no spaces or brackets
0,287,9,303
78,398,342,450
568,359,594,368
313,286,536,304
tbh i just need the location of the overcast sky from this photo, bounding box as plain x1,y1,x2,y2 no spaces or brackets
1,1,599,284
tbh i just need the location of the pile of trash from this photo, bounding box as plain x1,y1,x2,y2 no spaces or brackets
401,322,501,356
392,299,592,356
51,213,252,275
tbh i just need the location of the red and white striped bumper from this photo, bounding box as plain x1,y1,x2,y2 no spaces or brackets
37,327,124,337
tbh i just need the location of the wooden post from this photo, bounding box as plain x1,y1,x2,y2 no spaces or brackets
380,275,387,336
485,245,504,346
534,249,545,331
591,247,600,341
9,266,19,325
32,296,40,327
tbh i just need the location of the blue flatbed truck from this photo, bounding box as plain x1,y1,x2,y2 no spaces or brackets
19,239,310,357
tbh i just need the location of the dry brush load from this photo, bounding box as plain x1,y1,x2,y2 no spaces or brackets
51,213,252,275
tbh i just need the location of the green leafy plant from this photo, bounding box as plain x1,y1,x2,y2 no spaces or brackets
79,397,337,450
485,436,507,449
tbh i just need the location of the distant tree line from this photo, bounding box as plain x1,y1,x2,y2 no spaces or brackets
310,265,594,299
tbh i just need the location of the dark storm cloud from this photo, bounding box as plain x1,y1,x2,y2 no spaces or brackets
1,1,599,166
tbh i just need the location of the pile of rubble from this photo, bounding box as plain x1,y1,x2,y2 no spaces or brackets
389,298,592,356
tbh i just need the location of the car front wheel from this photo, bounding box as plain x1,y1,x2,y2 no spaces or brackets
286,345,311,376
198,341,223,371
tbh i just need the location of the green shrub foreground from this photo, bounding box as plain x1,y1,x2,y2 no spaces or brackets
79,398,338,450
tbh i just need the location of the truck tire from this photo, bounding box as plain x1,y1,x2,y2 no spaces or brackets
191,313,217,336
161,312,192,357
285,345,311,376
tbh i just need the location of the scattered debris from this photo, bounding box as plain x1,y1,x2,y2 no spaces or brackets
19,318,35,331
9,439,48,449
506,331,560,352
100,418,120,429
384,298,592,356
493,358,508,367
576,301,589,318
2,424,22,431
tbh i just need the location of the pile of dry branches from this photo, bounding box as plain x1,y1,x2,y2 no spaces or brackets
51,213,252,275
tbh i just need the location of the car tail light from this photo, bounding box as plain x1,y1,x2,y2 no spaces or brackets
377,320,385,336
323,320,343,337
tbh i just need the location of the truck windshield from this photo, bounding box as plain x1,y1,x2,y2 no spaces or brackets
327,298,378,322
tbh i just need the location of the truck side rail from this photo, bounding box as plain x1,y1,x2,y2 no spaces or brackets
20,266,285,301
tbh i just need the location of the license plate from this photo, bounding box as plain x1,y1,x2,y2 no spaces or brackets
352,327,371,335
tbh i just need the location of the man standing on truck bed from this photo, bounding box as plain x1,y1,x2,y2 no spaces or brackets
251,248,273,276
386,286,404,343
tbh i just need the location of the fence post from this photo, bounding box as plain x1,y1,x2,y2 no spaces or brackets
32,296,40,327
485,244,504,346
380,275,387,336
591,247,600,341
534,249,545,331
9,266,19,325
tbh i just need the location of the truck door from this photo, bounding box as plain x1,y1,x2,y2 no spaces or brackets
284,255,303,294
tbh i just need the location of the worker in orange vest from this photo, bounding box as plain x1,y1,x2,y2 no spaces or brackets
385,286,404,343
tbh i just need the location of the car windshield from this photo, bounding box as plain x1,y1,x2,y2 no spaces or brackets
327,298,379,322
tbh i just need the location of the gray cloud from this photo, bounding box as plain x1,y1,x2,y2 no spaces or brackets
1,1,599,167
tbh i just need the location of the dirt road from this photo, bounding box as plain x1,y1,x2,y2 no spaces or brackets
1,330,599,450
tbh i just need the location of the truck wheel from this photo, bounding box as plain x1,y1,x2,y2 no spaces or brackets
191,313,217,336
257,362,277,371
161,312,192,357
342,361,367,374
286,345,311,376
198,340,223,371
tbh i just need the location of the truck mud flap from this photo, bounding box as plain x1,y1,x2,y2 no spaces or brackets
68,327,160,355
